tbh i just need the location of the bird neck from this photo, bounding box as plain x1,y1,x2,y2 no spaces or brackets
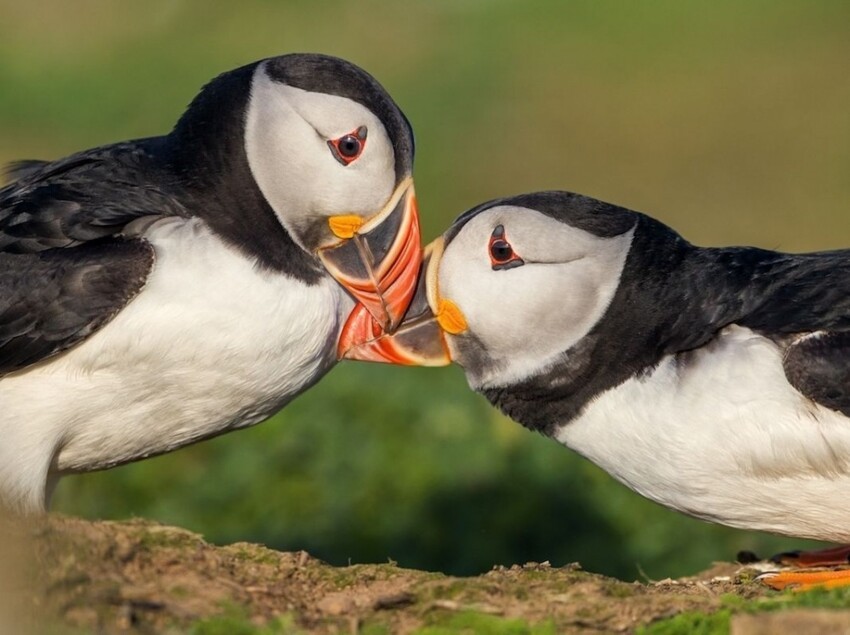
165,64,324,283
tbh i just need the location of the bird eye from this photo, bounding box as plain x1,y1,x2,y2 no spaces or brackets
338,136,360,157
328,126,367,166
490,240,513,262
488,225,524,270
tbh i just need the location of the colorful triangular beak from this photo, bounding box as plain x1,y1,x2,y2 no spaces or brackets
319,178,421,333
338,238,452,366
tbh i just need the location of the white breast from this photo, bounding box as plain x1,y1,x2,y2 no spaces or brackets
0,217,351,509
555,325,850,542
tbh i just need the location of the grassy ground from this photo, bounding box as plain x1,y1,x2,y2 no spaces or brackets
9,515,850,635
1,0,849,583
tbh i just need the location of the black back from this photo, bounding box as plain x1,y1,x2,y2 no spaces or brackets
0,140,184,253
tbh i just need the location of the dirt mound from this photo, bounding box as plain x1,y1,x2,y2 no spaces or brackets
2,515,845,634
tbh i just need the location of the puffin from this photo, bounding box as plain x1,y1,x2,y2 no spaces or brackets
342,190,850,590
0,53,422,514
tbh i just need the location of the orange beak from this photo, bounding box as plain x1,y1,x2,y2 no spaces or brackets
337,238,452,366
319,178,421,334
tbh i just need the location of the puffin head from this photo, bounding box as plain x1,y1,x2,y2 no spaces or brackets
171,53,421,341
248,54,419,335
340,191,638,388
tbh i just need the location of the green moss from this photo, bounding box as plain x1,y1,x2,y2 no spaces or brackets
189,606,300,635
428,580,474,600
734,568,758,584
780,587,850,609
604,582,637,598
313,562,409,589
642,587,850,635
717,593,746,609
225,544,281,566
322,567,360,589
719,586,850,613
638,610,731,635
417,611,556,635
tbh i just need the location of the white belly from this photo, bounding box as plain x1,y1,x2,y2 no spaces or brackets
556,325,850,542
0,218,351,508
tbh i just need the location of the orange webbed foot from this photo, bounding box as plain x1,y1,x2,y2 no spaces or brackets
759,567,850,592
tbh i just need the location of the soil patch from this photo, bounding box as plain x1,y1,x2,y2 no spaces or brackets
3,515,846,634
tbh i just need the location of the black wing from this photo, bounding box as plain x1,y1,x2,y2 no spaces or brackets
3,160,51,183
0,139,185,374
727,249,850,414
783,332,850,416
0,238,154,375
0,139,186,254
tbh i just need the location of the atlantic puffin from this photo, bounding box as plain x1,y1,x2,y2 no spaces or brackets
0,53,422,514
343,191,850,590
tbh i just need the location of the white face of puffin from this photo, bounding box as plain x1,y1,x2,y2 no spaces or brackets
244,60,421,337
245,63,396,250
434,206,635,388
340,203,635,389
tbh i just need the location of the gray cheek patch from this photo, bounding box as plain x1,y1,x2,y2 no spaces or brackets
453,331,497,388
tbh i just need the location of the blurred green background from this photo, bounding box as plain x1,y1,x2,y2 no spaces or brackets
2,0,849,581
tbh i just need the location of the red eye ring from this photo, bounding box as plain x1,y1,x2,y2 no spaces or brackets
488,225,524,270
328,126,368,166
